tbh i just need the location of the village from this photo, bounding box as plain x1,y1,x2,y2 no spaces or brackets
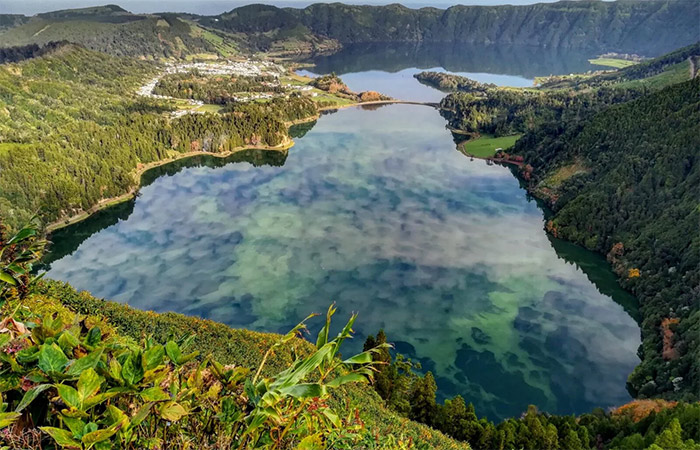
137,59,317,117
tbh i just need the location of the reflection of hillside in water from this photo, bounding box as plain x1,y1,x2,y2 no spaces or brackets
305,42,596,78
41,149,290,269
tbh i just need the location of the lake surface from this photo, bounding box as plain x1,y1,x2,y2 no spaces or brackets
44,46,638,421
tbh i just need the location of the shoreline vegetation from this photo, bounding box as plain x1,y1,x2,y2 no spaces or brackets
45,100,438,234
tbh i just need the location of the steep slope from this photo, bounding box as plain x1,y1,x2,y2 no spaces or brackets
197,4,339,54
513,78,700,401
206,0,699,56
0,8,237,59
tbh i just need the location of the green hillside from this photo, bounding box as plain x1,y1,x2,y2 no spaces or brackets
0,9,238,59
513,78,700,402
0,44,310,231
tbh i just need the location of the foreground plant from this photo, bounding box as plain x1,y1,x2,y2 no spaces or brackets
0,223,414,449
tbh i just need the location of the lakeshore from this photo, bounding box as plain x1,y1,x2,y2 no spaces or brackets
45,140,294,233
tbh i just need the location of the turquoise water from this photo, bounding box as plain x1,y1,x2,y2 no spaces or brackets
44,104,639,420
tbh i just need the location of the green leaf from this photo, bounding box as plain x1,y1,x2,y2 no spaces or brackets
40,427,82,448
8,227,36,244
279,383,326,399
56,384,80,410
0,271,17,286
108,358,123,383
77,369,103,405
140,386,170,402
342,351,374,365
62,416,86,439
106,405,128,427
65,348,104,377
143,345,164,370
164,341,181,364
130,402,155,427
315,303,336,349
58,331,81,352
85,327,102,347
81,420,123,447
0,411,21,429
326,372,369,388
121,353,144,385
15,383,51,411
322,409,341,427
159,401,187,422
38,343,69,374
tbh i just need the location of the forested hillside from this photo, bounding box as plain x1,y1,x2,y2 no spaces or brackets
0,6,238,59
513,78,700,402
0,44,301,231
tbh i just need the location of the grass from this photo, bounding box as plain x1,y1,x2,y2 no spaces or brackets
543,161,588,187
616,61,691,90
312,91,356,108
195,103,223,113
588,58,638,69
462,134,521,157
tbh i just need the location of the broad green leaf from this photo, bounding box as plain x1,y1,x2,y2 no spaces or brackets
65,348,104,378
0,411,20,429
326,372,369,388
159,401,187,422
40,427,82,448
85,327,101,347
108,358,123,383
58,331,81,352
121,353,144,385
143,345,164,370
140,386,170,402
15,383,51,411
83,422,98,436
57,384,80,409
15,346,40,364
38,343,69,374
81,420,124,447
164,341,181,364
77,369,102,404
177,350,198,365
106,405,128,427
62,416,86,439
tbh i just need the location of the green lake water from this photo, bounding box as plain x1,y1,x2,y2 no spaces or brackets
44,46,639,420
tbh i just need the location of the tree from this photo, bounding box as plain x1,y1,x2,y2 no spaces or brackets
409,371,437,426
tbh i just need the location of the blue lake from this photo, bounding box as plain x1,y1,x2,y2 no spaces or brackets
44,46,637,420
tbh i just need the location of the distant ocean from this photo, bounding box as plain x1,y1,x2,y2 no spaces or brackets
1,0,560,16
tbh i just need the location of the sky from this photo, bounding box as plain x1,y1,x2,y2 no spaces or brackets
0,0,561,16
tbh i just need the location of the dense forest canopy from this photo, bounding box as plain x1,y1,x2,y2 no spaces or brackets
513,78,700,402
